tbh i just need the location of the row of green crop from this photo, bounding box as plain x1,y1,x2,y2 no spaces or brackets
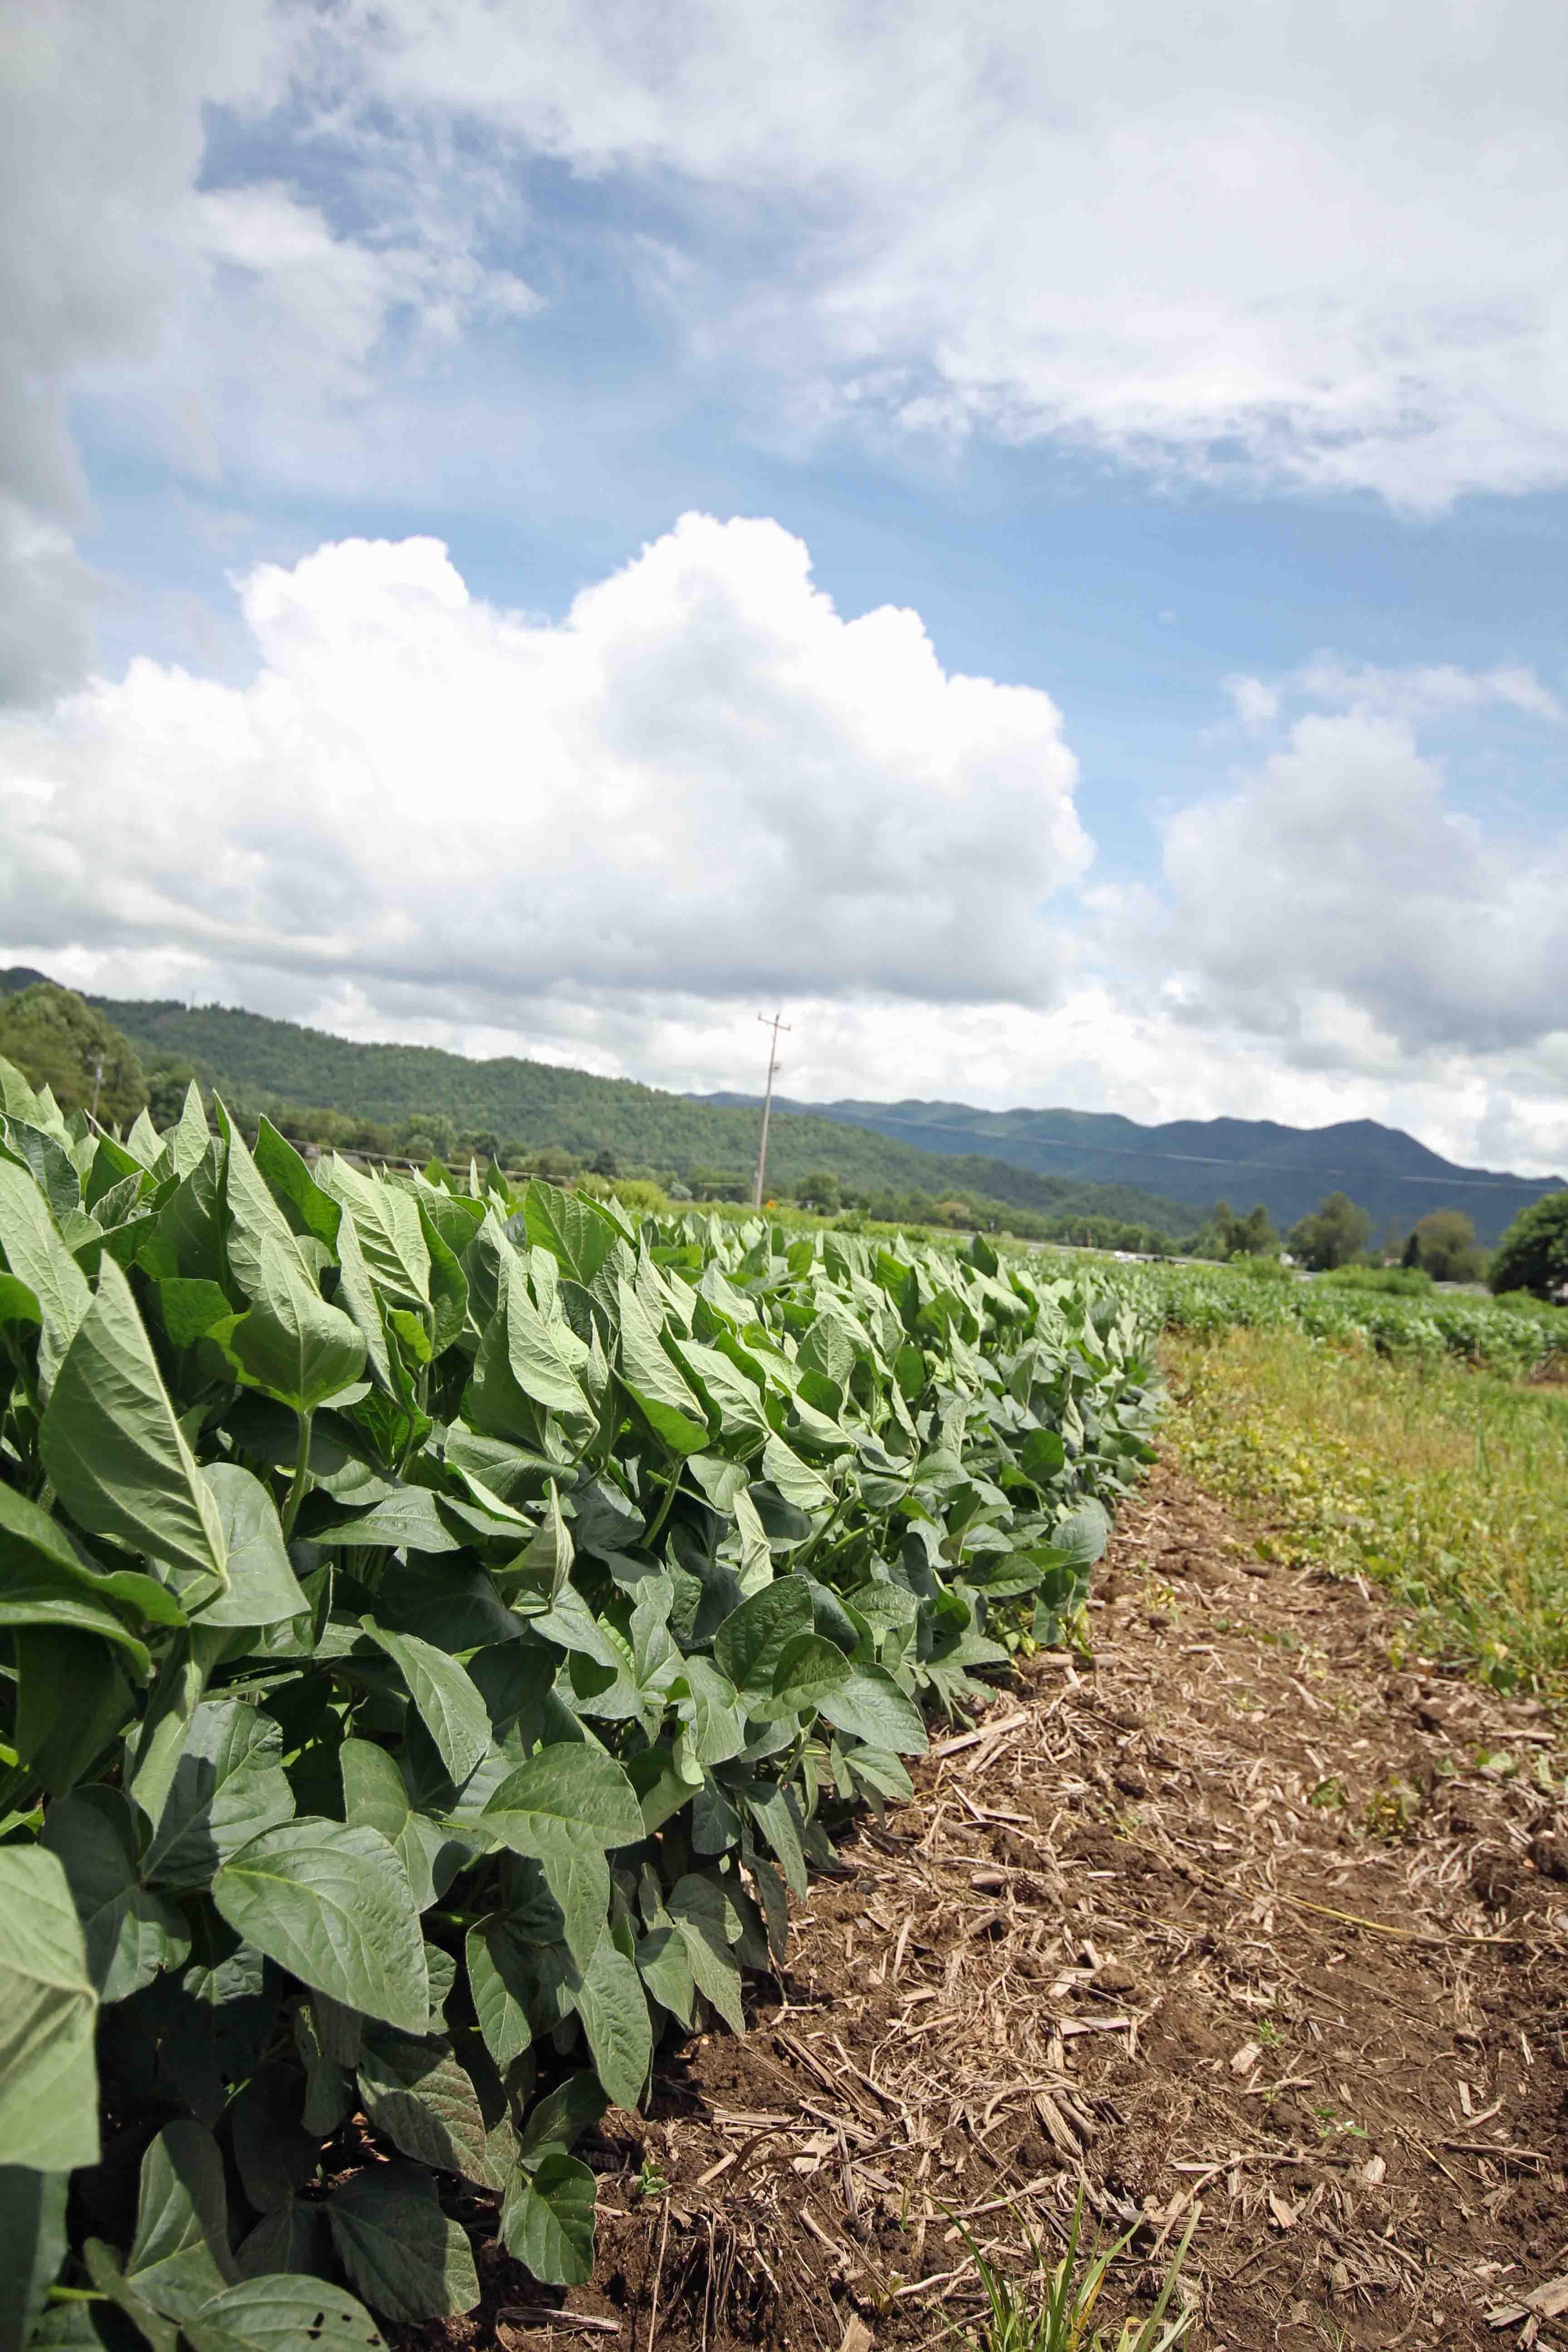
0,1055,1160,2352
1133,1257,1568,1378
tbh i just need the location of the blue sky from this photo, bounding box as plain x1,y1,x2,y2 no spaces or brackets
3,0,1566,1171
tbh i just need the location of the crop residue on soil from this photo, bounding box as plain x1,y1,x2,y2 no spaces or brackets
415,1461,1568,2352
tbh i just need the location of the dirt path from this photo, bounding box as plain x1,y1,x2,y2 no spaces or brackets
445,1461,1568,2352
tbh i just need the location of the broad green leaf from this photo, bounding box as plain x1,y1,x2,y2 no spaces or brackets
416,1198,468,1355
712,1576,813,1700
143,1699,296,1885
232,2200,332,2283
1018,1426,1067,1484
196,1464,309,1627
465,1917,534,2072
14,1626,135,1796
522,1181,615,1286
214,1821,429,2034
499,2152,597,2288
323,1161,429,1306
761,1433,833,1512
328,2163,478,2323
230,2065,319,2215
1049,1497,1111,1571
615,1278,709,1452
515,2072,608,2163
83,2241,179,2352
0,1481,185,1671
363,1625,489,1788
41,1256,228,1600
572,1937,652,2110
124,1633,206,1830
184,2272,386,2352
330,1211,397,1399
746,1629,851,1722
42,1787,190,1999
539,1842,611,1973
356,2031,494,2185
676,1655,746,1766
0,2165,67,2352
502,1263,589,1418
226,1236,365,1415
126,2122,237,2319
819,1664,929,1755
666,1876,745,2032
479,1744,644,1859
0,1155,89,1392
635,1923,696,2028
253,1117,343,1248
162,1083,212,1181
159,1276,234,1348
216,1103,311,1302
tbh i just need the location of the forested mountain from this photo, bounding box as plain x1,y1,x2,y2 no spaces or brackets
699,1091,1564,1243
0,973,1186,1233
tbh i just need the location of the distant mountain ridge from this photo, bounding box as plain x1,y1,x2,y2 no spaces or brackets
695,1093,1564,1243
0,971,1186,1233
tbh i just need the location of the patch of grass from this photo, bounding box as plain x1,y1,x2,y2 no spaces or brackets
956,2204,1195,2352
1165,1328,1568,1696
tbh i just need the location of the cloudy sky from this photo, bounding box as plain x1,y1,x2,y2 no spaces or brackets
3,0,1566,1171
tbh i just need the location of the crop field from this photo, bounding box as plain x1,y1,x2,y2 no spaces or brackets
1142,1254,1568,1378
0,1056,1161,2342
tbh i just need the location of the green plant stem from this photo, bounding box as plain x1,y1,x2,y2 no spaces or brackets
281,1406,314,1538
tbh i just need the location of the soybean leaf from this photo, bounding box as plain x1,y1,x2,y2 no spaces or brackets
41,1256,228,1601
1017,1426,1066,1485
522,1182,614,1286
42,1788,190,1999
197,1464,309,1627
356,2031,495,2186
125,2122,237,2319
0,1843,99,2170
143,1699,296,1886
0,1156,89,1392
253,1118,343,1249
514,2072,608,2163
14,1626,136,1795
416,1199,468,1356
539,1843,611,1974
362,1625,489,1789
226,1237,365,1415
331,1211,398,1400
499,2153,597,2288
323,1162,429,1307
328,2163,478,2323
184,2272,386,2352
1048,1497,1111,1571
615,1279,709,1454
216,1104,310,1303
818,1664,929,1755
0,1481,185,1671
747,1630,851,1723
232,2200,332,2283
213,1822,429,2034
230,2065,320,2215
0,2164,69,2352
712,1577,812,1701
572,1937,651,2111
479,1744,644,1860
666,1877,745,2033
635,1923,696,2028
162,1083,212,1182
465,1918,534,2073
83,2240,180,2352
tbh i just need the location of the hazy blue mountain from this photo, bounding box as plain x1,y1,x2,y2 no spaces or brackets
697,1093,1563,1243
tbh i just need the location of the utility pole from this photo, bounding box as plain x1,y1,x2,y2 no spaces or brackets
752,1011,790,1209
90,1056,103,1120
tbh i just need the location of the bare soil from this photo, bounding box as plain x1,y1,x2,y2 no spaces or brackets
420,1460,1568,2352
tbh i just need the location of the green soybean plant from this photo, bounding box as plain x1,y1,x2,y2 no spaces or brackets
0,1050,1160,2349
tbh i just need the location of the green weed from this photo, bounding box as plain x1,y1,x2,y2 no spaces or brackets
955,2202,1196,2352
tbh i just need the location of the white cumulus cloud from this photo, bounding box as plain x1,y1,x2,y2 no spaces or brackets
0,516,1088,1018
